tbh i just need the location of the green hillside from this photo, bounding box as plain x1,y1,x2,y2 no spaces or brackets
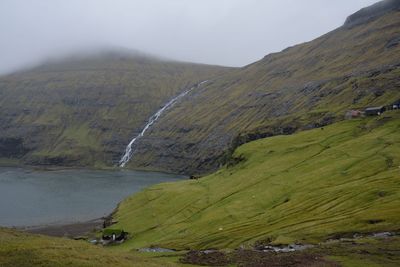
129,7,400,174
0,227,179,267
113,112,400,250
0,51,229,168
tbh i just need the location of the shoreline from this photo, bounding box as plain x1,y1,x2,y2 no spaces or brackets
17,207,117,239
18,218,106,238
0,166,186,239
0,162,188,176
0,163,117,172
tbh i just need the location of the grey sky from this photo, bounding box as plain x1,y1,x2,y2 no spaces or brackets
0,0,378,74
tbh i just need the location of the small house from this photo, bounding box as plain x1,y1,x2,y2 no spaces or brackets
393,100,400,110
102,229,127,244
345,110,363,119
365,106,385,116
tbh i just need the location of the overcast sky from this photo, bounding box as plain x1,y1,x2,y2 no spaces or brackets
0,0,379,74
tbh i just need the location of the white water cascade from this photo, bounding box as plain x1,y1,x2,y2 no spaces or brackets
119,80,208,167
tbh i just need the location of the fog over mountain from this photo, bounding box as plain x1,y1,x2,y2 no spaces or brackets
0,0,378,74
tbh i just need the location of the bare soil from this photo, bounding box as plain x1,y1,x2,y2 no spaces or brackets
22,218,104,238
180,250,339,267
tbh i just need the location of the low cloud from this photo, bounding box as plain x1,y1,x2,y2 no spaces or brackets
0,0,378,74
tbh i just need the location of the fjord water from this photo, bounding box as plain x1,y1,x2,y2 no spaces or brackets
0,167,185,227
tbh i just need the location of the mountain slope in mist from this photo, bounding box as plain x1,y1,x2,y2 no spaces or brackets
1,1,400,174
0,51,229,167
128,1,400,174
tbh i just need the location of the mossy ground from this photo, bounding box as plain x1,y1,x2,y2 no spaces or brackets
321,236,400,267
178,236,400,266
0,228,179,267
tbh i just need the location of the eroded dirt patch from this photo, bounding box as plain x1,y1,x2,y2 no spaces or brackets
180,249,339,267
180,250,231,266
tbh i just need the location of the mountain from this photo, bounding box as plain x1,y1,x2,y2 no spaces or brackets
1,1,399,174
0,51,229,167
127,1,400,175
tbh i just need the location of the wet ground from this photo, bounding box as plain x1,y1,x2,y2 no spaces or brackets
180,250,338,267
179,232,400,266
22,218,104,238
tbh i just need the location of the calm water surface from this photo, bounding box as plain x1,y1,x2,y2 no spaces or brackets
0,167,185,227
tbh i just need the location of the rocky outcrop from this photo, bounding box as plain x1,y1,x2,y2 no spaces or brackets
386,36,400,49
24,154,89,167
344,0,400,28
0,137,29,158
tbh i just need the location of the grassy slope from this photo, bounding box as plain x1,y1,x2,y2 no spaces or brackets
113,112,400,250
130,10,400,174
0,228,179,267
0,52,229,168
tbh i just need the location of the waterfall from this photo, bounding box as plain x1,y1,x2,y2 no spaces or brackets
119,80,208,167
